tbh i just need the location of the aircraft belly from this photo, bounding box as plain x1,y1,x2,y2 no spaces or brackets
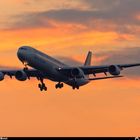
66,78,89,87
27,56,68,81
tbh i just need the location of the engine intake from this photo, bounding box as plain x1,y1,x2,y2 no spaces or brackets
71,68,84,78
0,72,4,81
108,65,121,76
15,70,27,81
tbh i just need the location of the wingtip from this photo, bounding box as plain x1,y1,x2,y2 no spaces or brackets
88,51,92,54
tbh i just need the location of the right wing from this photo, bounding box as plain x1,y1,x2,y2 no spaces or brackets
80,63,140,75
57,63,140,76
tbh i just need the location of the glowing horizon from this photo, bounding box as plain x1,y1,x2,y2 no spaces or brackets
0,0,140,137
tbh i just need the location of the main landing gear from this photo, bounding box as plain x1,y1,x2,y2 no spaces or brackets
72,78,80,90
38,78,47,91
72,86,79,90
55,82,64,89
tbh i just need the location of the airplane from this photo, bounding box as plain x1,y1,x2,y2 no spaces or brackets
0,46,140,91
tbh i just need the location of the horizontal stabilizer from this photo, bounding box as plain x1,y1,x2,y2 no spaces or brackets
88,75,123,81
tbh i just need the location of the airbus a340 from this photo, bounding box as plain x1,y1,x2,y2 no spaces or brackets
0,46,140,91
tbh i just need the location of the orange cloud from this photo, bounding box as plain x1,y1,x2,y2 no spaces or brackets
0,0,140,137
71,54,109,65
0,21,140,68
0,27,120,52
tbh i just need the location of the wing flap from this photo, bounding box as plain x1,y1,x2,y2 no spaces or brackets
88,75,123,81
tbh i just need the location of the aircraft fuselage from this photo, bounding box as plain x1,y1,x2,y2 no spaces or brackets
17,46,89,87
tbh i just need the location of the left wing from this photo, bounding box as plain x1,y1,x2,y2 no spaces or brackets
0,69,46,79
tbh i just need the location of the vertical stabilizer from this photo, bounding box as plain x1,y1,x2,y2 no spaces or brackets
84,51,92,66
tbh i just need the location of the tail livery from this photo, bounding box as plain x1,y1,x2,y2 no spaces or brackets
84,51,92,66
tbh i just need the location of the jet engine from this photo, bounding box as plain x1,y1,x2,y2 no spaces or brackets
0,72,4,81
108,65,121,76
71,68,84,78
15,70,27,81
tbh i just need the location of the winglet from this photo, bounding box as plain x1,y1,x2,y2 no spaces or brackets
84,51,92,66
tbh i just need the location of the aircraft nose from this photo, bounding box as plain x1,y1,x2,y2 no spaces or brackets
17,48,25,62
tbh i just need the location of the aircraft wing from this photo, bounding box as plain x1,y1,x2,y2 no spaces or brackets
58,63,140,76
80,63,140,75
0,69,46,79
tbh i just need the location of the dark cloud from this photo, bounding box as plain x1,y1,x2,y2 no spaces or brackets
12,9,97,29
56,56,82,66
98,47,140,64
95,47,140,77
12,13,53,29
83,0,140,13
11,0,140,34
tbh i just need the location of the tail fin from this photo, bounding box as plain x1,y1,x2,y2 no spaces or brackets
84,51,92,66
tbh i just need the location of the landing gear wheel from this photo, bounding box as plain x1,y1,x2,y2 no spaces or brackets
72,86,75,90
60,83,64,88
23,67,28,71
55,84,58,89
42,83,46,88
40,87,43,91
44,86,47,91
72,86,79,90
55,83,64,89
39,84,47,91
38,78,47,92
38,83,42,88
76,86,79,90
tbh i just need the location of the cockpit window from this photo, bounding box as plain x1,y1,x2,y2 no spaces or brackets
20,47,27,50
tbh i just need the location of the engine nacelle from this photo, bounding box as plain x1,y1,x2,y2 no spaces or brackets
108,65,121,76
0,72,4,81
15,70,27,81
71,68,84,78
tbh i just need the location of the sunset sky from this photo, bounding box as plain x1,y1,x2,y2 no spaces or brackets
0,0,140,137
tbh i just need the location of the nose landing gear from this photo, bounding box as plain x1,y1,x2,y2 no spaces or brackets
23,61,28,71
21,61,47,92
